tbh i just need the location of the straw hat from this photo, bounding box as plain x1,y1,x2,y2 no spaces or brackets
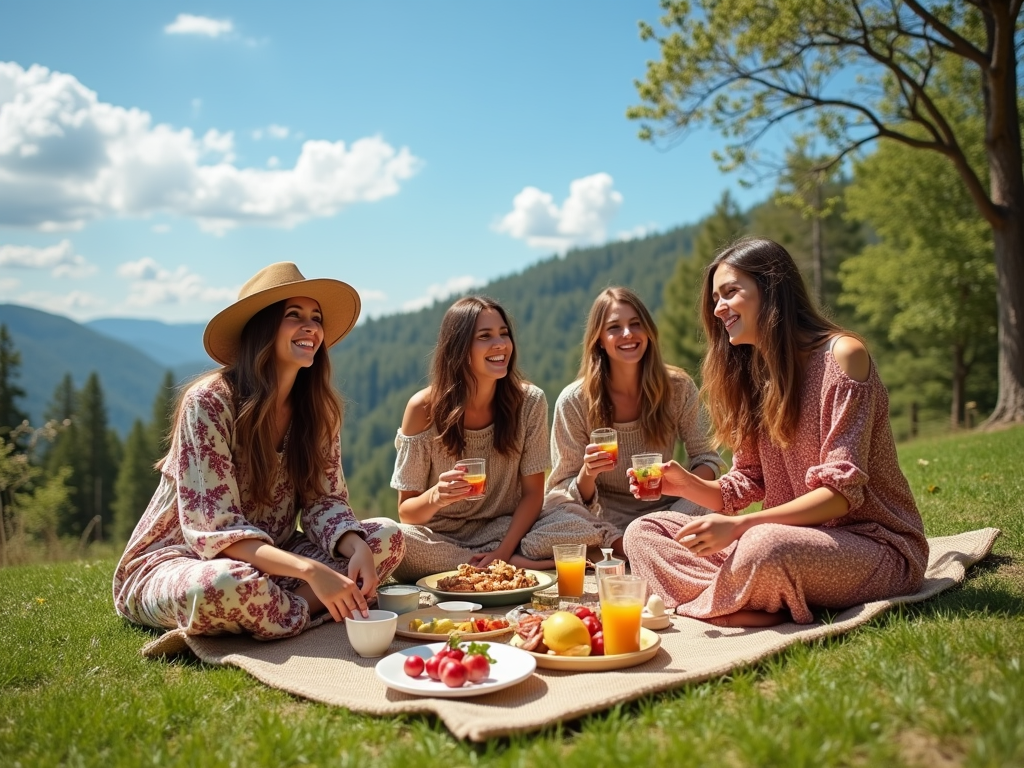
203,262,361,365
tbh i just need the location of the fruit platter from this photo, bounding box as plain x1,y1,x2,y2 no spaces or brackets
395,606,515,641
507,605,662,671
375,637,536,698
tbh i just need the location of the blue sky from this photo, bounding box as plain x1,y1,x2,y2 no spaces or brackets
0,1,778,324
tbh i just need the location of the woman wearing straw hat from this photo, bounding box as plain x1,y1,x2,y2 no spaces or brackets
113,263,405,639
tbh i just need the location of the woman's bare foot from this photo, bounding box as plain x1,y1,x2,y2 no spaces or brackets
702,609,790,628
509,554,556,571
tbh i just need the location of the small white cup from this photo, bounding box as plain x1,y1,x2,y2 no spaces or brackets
345,609,398,658
377,585,421,615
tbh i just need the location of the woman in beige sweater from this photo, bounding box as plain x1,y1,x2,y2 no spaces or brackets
391,296,610,582
544,287,724,557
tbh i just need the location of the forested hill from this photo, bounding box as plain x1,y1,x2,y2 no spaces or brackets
335,223,699,517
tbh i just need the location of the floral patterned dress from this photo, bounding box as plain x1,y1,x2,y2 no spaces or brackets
112,375,405,639
623,343,929,624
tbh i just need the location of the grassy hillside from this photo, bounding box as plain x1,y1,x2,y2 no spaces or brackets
333,224,699,516
2,426,1020,767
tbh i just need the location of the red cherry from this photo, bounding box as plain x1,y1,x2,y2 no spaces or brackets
573,606,595,620
439,658,467,688
425,654,443,680
590,631,605,656
582,616,602,636
462,653,490,683
403,655,425,678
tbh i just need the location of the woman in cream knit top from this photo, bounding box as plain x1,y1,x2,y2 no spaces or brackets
544,288,724,548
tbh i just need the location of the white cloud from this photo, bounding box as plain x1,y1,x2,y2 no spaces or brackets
164,14,233,38
616,223,657,242
357,288,387,303
268,124,289,139
0,277,19,291
117,257,237,306
0,62,422,234
402,275,483,312
266,156,279,169
495,173,623,253
151,224,171,234
0,239,96,278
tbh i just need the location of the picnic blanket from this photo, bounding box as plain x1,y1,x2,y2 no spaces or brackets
141,528,1000,741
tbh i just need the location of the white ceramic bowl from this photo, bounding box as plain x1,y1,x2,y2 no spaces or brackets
345,609,398,658
435,600,483,612
377,585,421,615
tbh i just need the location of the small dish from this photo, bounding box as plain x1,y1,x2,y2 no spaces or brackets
375,642,536,698
395,607,515,641
436,600,483,612
641,612,672,631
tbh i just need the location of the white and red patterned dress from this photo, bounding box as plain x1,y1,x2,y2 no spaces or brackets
112,375,405,639
624,345,929,624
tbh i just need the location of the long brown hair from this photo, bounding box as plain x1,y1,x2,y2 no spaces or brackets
428,296,525,457
700,237,842,449
578,287,677,447
162,300,343,508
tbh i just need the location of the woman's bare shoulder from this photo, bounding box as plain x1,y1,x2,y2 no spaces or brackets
830,336,870,383
401,386,433,436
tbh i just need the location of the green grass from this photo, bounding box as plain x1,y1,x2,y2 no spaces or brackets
2,428,1023,768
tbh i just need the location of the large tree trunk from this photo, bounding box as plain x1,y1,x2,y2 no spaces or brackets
986,217,1024,425
980,4,1024,427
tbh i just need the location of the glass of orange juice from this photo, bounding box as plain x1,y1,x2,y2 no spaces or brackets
631,453,663,501
552,543,586,598
590,427,618,466
459,458,486,500
598,574,646,655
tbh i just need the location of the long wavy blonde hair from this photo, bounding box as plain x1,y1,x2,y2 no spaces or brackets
578,287,677,447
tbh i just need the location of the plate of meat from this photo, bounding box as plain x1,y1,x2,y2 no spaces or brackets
416,561,554,608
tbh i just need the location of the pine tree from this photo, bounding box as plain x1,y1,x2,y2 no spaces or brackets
112,419,156,543
76,373,117,540
148,370,176,463
0,325,28,445
44,373,76,423
658,191,747,378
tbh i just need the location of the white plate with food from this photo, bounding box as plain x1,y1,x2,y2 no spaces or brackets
416,563,554,608
510,627,661,671
375,641,536,698
395,607,515,641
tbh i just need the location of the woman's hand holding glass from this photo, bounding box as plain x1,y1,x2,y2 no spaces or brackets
627,458,691,498
431,467,472,507
581,442,618,478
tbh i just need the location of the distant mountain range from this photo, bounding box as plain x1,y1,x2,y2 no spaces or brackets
84,318,208,368
0,305,214,435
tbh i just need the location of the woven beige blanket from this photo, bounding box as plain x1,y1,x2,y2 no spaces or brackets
142,528,1000,741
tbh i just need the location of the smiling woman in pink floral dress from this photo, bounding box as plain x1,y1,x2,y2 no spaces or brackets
113,263,404,639
623,238,928,627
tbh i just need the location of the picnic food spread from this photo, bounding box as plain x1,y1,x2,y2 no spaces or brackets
435,560,539,593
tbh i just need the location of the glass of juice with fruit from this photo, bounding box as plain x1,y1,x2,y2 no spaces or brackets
631,453,663,501
552,543,586,598
590,427,618,466
459,458,487,500
598,574,646,655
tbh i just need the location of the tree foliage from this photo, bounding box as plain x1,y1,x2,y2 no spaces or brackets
629,0,1024,425
659,191,747,378
0,325,28,446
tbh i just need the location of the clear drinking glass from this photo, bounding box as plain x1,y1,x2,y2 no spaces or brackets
552,543,586,598
631,452,663,501
590,427,619,465
459,458,487,500
598,575,646,655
